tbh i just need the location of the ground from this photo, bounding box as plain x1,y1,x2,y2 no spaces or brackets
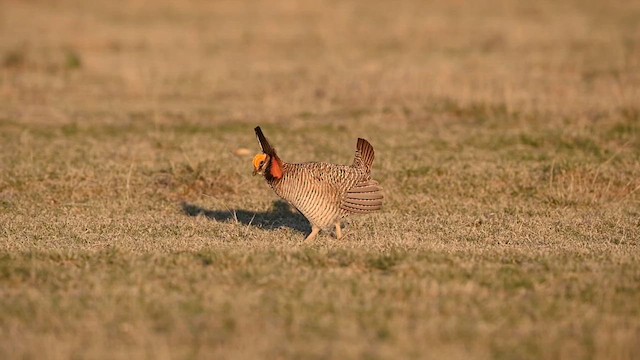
1,0,639,359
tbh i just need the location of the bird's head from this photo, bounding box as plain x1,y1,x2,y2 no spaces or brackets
253,127,283,180
252,153,270,176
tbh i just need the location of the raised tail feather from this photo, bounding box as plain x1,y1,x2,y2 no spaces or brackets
352,138,375,173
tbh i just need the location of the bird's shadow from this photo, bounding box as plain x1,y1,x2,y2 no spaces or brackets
181,199,310,234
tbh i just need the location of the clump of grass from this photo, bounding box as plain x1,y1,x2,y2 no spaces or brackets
2,48,27,69
64,48,82,70
366,251,406,271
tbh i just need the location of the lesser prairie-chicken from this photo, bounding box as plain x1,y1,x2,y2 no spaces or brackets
252,126,383,242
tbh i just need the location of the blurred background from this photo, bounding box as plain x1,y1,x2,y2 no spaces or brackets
3,0,638,127
1,1,639,359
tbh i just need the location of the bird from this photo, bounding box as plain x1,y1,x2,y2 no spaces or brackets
252,126,383,242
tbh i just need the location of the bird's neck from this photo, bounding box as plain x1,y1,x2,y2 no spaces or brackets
265,157,285,182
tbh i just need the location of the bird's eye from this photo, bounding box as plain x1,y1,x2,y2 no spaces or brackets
259,161,264,166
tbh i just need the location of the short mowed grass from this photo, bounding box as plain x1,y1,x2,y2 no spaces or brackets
1,0,639,359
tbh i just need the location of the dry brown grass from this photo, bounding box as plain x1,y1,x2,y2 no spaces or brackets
1,0,639,359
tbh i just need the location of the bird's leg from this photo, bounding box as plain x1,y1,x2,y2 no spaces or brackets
304,225,320,242
335,221,343,240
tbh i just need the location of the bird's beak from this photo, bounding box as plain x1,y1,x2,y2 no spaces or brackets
252,168,259,176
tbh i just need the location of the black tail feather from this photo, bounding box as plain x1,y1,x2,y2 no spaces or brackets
255,126,277,156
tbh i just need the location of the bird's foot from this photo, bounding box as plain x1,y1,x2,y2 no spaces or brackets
304,225,320,243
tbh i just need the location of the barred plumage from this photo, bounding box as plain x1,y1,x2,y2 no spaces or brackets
253,127,383,241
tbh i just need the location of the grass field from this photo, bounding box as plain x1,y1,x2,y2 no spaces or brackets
1,0,639,358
